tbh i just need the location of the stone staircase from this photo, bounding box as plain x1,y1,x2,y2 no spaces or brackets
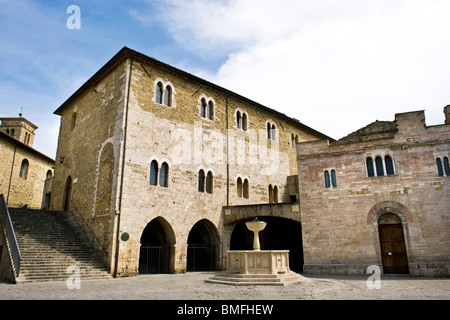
206,272,311,287
8,208,111,283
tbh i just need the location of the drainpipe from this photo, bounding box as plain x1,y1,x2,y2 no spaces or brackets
6,145,17,205
113,56,133,278
225,95,230,207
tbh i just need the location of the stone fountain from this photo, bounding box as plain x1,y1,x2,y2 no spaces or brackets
207,218,310,286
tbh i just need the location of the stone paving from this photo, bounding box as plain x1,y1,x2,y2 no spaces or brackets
1,272,449,300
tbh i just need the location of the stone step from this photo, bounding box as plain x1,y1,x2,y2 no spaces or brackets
206,272,311,287
7,208,111,284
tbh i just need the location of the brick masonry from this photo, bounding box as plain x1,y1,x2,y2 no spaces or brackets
297,107,450,276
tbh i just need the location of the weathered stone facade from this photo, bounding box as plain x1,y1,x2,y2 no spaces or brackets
50,47,328,276
0,118,54,209
297,107,450,276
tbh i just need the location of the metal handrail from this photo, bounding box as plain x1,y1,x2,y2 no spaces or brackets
0,194,22,279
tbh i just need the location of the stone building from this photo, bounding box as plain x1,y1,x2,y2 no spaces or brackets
297,107,450,276
50,47,330,276
0,116,54,209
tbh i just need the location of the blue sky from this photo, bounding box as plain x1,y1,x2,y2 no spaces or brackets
1,0,450,158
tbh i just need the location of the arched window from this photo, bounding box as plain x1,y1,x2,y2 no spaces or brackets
236,111,241,129
268,184,273,203
156,82,163,104
19,159,29,180
206,171,213,194
243,179,249,199
207,101,214,120
271,124,276,141
385,155,395,175
237,177,243,198
163,86,172,107
291,134,296,149
273,185,278,203
267,122,271,139
71,112,77,130
444,157,450,176
198,169,205,192
331,170,337,188
46,170,53,180
366,157,375,177
324,170,331,188
201,99,207,118
150,160,158,186
375,156,384,176
159,162,169,187
242,113,247,131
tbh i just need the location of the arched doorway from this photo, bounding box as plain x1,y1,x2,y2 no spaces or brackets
230,217,304,272
63,176,72,211
187,220,220,272
139,217,175,274
378,213,409,274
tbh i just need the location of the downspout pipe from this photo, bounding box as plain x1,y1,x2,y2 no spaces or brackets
114,56,133,277
6,145,17,205
225,95,230,207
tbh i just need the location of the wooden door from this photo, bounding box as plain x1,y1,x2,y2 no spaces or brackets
378,224,409,274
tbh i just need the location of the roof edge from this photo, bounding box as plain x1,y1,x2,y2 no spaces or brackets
53,46,333,141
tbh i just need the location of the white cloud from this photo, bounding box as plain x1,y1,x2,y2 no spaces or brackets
156,0,450,139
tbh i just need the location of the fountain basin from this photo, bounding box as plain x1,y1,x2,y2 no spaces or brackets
226,250,290,275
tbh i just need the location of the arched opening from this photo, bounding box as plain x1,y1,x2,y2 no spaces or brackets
241,113,247,131
268,184,273,203
243,179,249,199
230,217,304,272
187,220,220,272
19,159,29,180
237,177,243,198
156,82,163,104
63,176,72,211
377,213,409,274
207,101,214,120
201,98,207,118
139,217,175,274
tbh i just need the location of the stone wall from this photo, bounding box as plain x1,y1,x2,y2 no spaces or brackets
0,133,54,209
50,59,129,272
51,49,326,277
115,58,321,275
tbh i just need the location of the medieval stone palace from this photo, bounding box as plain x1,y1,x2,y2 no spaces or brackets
1,47,449,281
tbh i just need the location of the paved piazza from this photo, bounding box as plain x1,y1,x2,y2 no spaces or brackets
1,272,449,300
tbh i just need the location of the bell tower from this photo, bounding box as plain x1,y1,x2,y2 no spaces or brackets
0,114,38,147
